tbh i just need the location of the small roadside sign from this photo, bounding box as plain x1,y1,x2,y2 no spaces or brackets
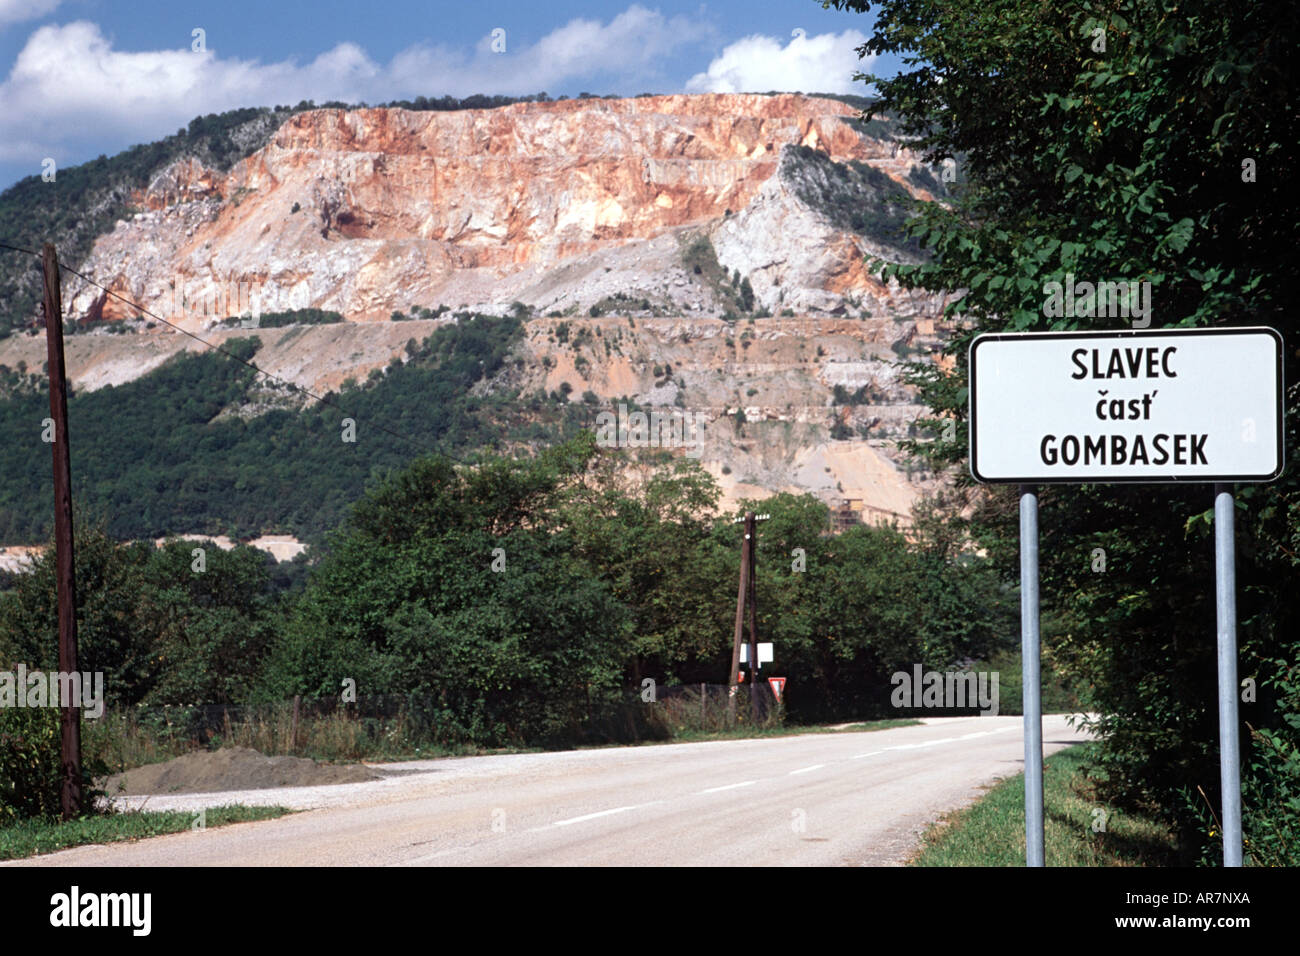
767,677,786,704
967,325,1282,869
969,327,1284,483
739,642,773,665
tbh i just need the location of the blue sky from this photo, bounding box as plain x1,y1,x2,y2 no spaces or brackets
0,0,900,191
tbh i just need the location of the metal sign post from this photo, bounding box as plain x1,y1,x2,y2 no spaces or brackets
1019,485,1044,867
968,327,1283,869
1214,483,1242,867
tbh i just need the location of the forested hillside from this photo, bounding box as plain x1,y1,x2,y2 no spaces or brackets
0,314,548,543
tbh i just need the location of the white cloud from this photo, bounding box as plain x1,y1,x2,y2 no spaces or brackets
686,29,873,95
0,6,708,172
527,5,698,77
386,5,707,97
0,0,60,27
0,22,376,162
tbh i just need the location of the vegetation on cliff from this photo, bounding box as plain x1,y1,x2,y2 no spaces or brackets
0,314,530,543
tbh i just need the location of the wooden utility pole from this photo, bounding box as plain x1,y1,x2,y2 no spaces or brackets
728,511,767,725
727,511,752,724
746,517,759,725
42,243,81,820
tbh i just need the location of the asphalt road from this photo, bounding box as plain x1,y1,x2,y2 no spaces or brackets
13,715,1089,867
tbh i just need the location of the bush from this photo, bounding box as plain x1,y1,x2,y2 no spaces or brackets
217,308,343,329
0,708,105,824
1183,649,1300,866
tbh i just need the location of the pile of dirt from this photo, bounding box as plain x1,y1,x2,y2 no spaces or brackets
101,747,382,795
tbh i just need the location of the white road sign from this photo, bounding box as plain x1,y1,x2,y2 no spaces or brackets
969,328,1284,483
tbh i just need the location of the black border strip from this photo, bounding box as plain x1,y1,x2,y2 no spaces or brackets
967,327,1286,485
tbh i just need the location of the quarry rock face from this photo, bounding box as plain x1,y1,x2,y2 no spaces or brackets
64,93,933,326
18,93,954,529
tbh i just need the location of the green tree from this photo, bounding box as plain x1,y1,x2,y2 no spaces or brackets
829,0,1299,860
708,492,1013,722
1,523,154,703
259,435,628,746
561,451,727,683
140,540,279,705
739,277,755,312
0,524,278,707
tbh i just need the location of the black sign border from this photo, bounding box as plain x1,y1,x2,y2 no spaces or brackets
968,326,1286,485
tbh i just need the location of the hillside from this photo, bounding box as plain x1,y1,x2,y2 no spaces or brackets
0,92,953,548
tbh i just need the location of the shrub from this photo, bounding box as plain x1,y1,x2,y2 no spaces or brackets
739,277,755,312
219,308,344,329
0,708,106,824
784,145,924,256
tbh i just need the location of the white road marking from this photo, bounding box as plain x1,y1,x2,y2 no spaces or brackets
788,764,824,775
890,736,962,750
552,802,660,827
393,845,467,865
852,727,1013,760
700,780,757,794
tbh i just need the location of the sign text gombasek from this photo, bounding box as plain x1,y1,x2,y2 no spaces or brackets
968,327,1284,484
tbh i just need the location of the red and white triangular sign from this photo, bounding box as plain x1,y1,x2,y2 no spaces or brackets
767,677,786,703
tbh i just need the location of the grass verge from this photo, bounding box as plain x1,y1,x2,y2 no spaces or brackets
909,742,1179,866
659,718,920,744
602,717,921,749
86,701,923,770
0,805,292,861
